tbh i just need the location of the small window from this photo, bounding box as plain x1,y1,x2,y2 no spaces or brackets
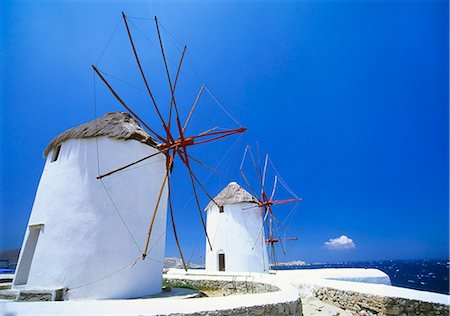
51,145,61,162
218,253,225,271
219,205,224,213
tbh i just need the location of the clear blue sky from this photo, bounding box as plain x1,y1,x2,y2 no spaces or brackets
1,0,448,263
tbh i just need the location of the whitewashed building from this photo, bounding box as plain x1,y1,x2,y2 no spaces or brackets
205,182,269,273
13,112,168,299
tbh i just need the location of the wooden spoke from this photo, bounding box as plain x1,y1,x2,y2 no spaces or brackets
154,16,184,136
142,151,176,259
178,150,219,207
239,145,259,198
256,142,262,172
272,198,302,205
248,145,263,185
261,154,269,194
251,209,270,250
168,45,187,132
271,244,278,269
92,65,166,143
142,171,168,259
187,153,219,174
176,149,213,250
190,127,247,146
198,127,218,136
122,12,170,139
96,148,168,179
182,83,205,133
167,174,188,271
270,176,278,202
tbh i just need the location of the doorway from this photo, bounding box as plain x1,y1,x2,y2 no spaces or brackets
14,224,43,285
218,253,225,271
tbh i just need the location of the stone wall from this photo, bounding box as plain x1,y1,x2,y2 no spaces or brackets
163,277,301,316
163,277,279,295
166,301,301,316
314,287,449,316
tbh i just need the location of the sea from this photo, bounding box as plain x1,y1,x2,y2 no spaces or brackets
277,258,449,295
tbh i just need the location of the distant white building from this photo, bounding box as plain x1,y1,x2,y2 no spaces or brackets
13,112,168,299
205,182,269,273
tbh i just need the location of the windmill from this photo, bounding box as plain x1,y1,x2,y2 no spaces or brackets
92,12,246,270
12,12,246,300
239,143,301,268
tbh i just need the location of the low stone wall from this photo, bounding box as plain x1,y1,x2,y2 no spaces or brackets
314,287,449,316
166,300,301,316
163,277,279,295
163,277,301,315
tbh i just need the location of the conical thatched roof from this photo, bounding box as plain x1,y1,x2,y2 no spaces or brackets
205,182,258,210
43,112,157,157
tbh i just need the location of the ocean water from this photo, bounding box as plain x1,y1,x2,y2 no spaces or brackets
277,259,449,295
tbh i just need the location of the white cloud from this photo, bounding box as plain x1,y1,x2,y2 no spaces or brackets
324,235,356,250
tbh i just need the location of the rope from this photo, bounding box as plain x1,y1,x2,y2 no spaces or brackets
268,158,301,200
152,20,245,129
187,232,202,266
279,203,300,231
107,157,165,176
92,69,142,255
98,179,142,253
71,71,164,291
98,69,146,93
127,16,154,21
93,72,100,175
96,17,122,66
204,86,243,127
68,255,141,291
67,216,167,292
127,18,160,52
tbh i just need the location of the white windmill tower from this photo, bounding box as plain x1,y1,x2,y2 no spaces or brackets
13,12,246,300
13,112,168,299
204,144,301,274
205,182,270,273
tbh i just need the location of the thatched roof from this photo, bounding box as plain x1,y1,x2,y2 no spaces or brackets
205,182,258,210
43,112,157,157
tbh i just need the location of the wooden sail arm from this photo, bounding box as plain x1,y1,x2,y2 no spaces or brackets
176,149,220,208
92,65,166,143
261,153,269,197
239,145,259,197
154,16,184,139
96,147,169,180
186,153,219,174
189,127,247,146
182,83,205,133
168,45,187,132
142,150,176,259
167,174,188,271
269,176,278,202
272,198,302,205
266,237,298,244
142,171,168,259
157,127,246,150
122,12,172,142
175,148,213,251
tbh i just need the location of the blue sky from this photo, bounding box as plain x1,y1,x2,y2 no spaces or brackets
1,0,448,263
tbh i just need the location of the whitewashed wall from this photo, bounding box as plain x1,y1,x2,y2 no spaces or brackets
205,202,269,273
13,136,168,299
